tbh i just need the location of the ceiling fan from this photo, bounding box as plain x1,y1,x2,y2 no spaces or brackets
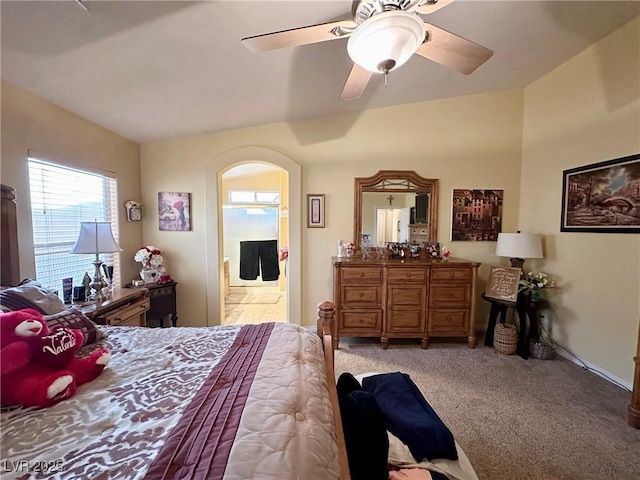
241,0,493,100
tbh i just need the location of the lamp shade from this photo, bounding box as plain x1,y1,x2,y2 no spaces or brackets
495,233,543,260
70,221,122,254
347,11,425,74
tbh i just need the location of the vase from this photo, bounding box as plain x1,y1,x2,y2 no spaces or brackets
529,289,541,303
140,267,159,284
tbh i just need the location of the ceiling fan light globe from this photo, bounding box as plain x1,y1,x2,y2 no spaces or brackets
347,11,424,74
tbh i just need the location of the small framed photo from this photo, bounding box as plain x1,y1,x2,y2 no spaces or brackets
307,194,325,228
485,266,522,302
425,242,440,258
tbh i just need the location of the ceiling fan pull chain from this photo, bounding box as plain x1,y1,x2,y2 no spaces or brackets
384,72,388,88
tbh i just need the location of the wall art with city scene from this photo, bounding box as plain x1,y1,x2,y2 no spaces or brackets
158,192,191,231
561,153,640,233
451,189,503,241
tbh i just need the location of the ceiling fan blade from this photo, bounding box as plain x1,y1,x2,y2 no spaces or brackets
417,0,456,15
416,22,493,74
242,20,354,54
340,63,373,101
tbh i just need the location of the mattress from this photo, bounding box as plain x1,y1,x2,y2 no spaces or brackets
0,323,340,479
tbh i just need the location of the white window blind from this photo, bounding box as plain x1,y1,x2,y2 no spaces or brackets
28,156,120,293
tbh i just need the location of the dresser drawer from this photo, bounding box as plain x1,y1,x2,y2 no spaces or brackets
429,284,471,307
428,309,469,334
340,266,383,284
104,298,150,326
387,267,428,283
148,285,175,298
388,285,426,307
339,309,383,333
387,308,425,333
430,267,473,283
342,285,382,306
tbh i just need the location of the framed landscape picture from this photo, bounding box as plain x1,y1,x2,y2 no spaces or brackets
561,153,640,233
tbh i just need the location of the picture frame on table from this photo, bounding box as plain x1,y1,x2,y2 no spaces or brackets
485,266,522,303
561,153,640,233
307,194,325,228
425,242,441,258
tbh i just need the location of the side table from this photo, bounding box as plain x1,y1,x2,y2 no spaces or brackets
481,292,549,359
127,281,178,327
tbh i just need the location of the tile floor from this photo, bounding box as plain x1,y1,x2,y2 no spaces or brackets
223,286,287,325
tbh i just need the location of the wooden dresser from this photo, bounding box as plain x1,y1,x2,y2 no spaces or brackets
81,287,150,327
332,256,480,349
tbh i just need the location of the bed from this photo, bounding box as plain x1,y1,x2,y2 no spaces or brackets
0,184,350,479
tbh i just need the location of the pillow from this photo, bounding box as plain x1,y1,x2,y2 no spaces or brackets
0,279,66,314
44,307,106,347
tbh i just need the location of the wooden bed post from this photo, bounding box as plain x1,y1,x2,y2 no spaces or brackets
317,301,350,480
1,184,20,287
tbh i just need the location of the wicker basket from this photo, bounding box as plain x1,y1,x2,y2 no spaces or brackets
493,323,518,355
530,339,554,359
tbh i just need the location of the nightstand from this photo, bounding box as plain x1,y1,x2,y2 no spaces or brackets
80,288,150,327
127,281,178,327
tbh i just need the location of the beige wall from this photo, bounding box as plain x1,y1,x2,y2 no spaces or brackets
0,80,143,285
141,88,525,330
520,17,640,384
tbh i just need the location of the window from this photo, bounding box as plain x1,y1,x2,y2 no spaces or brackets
228,190,280,204
28,155,120,292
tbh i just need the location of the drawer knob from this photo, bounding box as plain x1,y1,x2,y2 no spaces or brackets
406,273,411,278
360,272,364,277
449,273,454,278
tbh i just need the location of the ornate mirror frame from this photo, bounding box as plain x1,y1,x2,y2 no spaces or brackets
354,170,439,245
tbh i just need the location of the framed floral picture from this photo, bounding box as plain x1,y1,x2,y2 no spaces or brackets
307,194,325,228
158,192,191,231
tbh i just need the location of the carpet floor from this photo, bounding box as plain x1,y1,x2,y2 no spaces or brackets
334,337,640,480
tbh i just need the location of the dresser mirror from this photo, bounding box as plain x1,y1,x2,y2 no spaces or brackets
354,170,439,246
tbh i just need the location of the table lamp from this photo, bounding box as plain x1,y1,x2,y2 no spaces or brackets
495,232,543,269
70,221,122,302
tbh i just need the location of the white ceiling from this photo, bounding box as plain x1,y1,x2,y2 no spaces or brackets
2,1,639,144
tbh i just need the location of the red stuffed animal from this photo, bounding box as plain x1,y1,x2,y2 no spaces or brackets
0,308,110,408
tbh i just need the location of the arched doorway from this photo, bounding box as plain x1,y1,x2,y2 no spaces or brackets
204,147,301,327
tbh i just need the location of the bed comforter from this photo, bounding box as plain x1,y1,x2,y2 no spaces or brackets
1,322,340,480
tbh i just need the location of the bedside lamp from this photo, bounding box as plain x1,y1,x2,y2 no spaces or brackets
495,232,543,269
70,221,122,302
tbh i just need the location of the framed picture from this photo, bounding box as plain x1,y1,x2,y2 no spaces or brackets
425,242,440,258
485,266,522,302
158,192,191,231
307,194,325,228
561,153,640,233
451,189,503,241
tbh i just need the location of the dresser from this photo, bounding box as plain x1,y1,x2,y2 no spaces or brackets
81,287,150,327
332,256,480,349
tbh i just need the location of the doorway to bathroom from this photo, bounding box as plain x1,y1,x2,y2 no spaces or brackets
221,163,288,325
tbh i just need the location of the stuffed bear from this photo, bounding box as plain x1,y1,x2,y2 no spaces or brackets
0,308,110,408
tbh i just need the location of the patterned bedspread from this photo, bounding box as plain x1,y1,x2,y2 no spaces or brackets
0,323,340,480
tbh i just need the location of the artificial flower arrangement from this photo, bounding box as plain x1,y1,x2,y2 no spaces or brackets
134,246,164,269
519,271,554,301
345,242,356,256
